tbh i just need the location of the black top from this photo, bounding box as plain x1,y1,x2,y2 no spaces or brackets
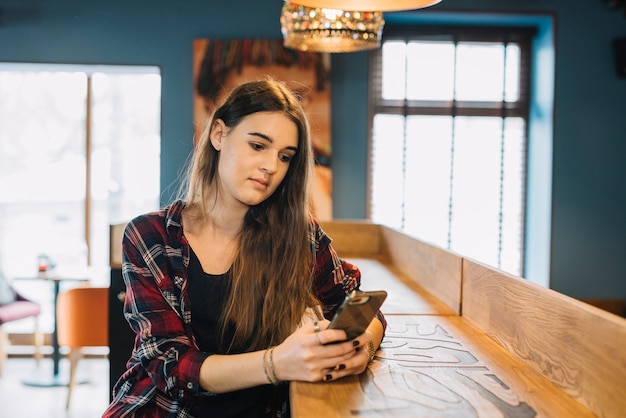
188,249,230,354
187,248,274,418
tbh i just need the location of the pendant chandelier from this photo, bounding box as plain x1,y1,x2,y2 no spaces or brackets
292,0,442,11
281,2,385,53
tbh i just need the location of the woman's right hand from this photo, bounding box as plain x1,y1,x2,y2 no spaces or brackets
270,320,364,383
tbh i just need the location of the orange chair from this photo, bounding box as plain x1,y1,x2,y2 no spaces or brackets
56,286,109,409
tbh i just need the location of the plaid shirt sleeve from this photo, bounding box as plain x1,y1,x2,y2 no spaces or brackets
310,219,387,332
104,207,212,417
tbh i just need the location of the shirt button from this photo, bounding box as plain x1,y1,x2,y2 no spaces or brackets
187,382,194,389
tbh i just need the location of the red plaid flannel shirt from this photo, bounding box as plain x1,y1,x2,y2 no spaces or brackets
103,200,385,417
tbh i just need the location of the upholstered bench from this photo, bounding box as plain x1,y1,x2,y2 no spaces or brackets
0,275,42,376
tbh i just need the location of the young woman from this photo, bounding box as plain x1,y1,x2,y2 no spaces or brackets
103,78,385,417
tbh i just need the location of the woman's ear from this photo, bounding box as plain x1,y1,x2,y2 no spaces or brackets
209,119,226,151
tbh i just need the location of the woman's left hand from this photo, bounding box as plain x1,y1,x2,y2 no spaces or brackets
321,317,385,381
272,319,380,383
329,330,373,377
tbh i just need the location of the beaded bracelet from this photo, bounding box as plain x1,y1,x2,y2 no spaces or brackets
367,341,377,363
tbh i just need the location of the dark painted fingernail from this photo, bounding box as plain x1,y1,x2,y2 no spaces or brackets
337,364,346,371
353,340,360,347
324,374,333,381
355,347,361,353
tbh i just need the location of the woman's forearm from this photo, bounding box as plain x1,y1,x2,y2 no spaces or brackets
199,317,385,394
199,350,271,393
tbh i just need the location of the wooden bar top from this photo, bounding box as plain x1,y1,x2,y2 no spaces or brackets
291,315,594,417
291,221,626,418
349,258,455,316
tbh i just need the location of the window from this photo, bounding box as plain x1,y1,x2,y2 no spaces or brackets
369,28,533,276
0,64,161,334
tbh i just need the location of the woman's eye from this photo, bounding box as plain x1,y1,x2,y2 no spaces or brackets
250,142,264,151
279,153,294,163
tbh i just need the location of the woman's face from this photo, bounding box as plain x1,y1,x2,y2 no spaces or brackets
210,111,299,209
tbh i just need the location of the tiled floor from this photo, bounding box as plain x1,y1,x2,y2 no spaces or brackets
0,357,110,418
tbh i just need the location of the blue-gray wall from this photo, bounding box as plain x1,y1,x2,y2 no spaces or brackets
0,0,624,301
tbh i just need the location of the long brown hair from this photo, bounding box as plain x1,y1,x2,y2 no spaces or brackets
183,77,319,351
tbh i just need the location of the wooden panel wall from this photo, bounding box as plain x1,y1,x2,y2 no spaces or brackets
379,226,463,315
293,221,626,417
350,259,455,315
292,314,595,417
462,258,626,418
319,220,383,258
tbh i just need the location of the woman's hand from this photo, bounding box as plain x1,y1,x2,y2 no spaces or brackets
271,320,373,383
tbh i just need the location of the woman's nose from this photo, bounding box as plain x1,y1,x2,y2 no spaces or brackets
260,154,278,173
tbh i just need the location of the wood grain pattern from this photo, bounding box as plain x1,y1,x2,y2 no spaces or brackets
379,226,463,315
350,258,456,315
318,221,461,313
291,315,593,417
319,220,383,258
290,222,624,417
462,258,626,418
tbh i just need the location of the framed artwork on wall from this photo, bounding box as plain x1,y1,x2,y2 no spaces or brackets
192,39,333,220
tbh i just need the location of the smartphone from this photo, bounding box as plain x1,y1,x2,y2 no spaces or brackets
328,290,387,341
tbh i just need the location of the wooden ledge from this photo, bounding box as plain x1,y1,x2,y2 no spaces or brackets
292,221,626,417
320,222,463,315
462,258,626,418
291,315,593,417
349,258,455,316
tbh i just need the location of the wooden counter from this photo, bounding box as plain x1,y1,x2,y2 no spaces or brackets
290,221,626,418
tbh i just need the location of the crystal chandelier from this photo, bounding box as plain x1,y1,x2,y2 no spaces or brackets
281,1,385,53
292,0,442,11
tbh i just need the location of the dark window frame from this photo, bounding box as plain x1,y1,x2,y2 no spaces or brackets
367,25,535,276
